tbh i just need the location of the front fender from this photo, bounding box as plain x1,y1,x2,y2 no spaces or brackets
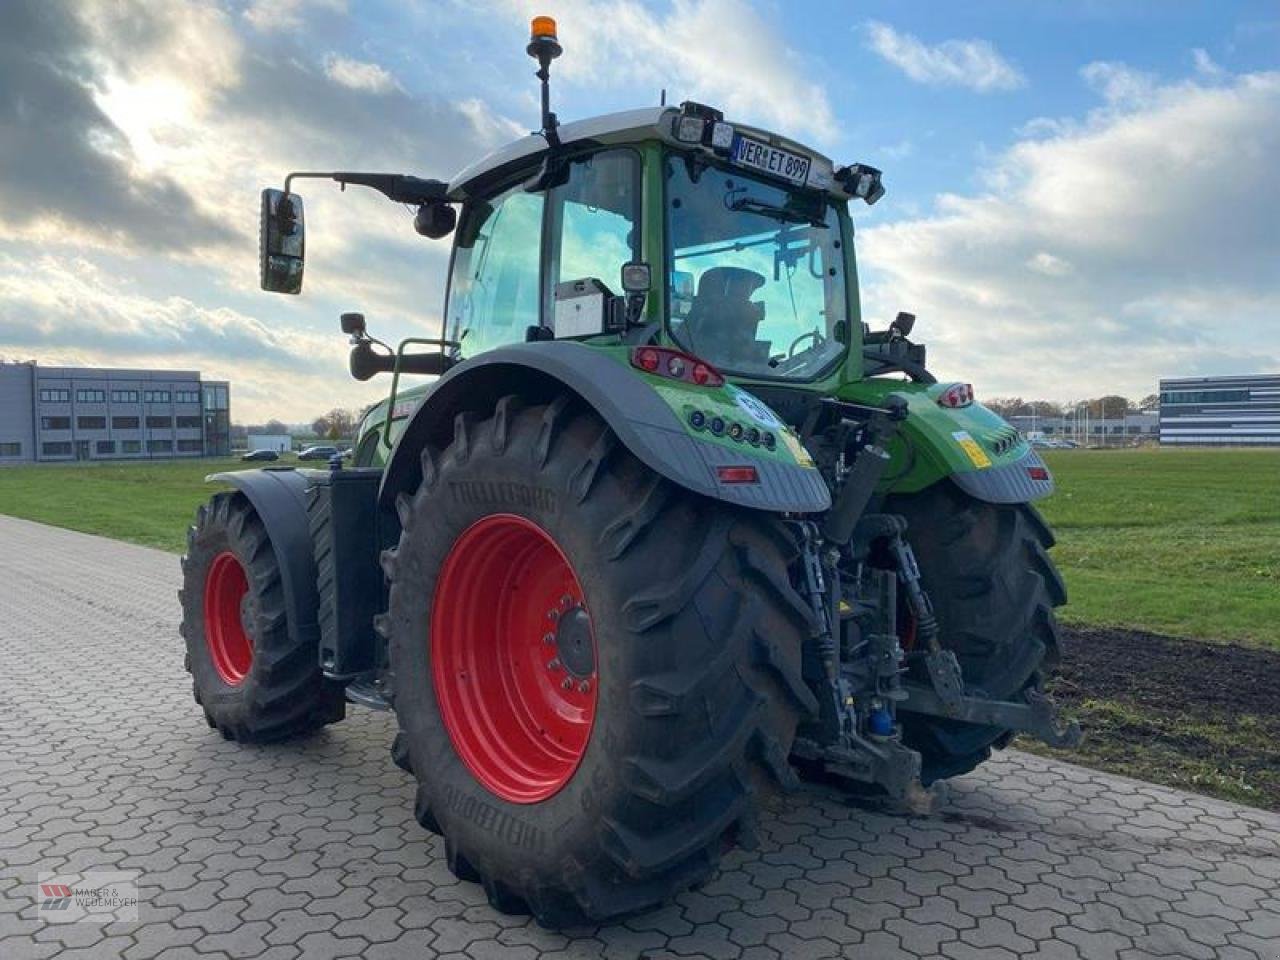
377,341,831,515
837,378,1055,503
207,467,325,654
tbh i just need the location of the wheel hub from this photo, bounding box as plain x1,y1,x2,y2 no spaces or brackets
554,604,595,678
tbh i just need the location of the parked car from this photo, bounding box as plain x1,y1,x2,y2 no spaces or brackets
241,449,279,462
298,445,340,461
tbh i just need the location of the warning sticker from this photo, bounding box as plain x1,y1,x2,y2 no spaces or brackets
952,430,992,469
780,430,816,468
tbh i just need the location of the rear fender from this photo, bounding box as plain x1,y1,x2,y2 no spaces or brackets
377,341,831,516
837,378,1054,504
206,467,323,657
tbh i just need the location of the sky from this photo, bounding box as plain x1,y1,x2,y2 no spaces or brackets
0,0,1277,422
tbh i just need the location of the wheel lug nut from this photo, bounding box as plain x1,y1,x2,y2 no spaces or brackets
547,609,559,621
578,680,591,694
542,632,555,645
547,658,561,671
561,677,574,690
560,594,573,607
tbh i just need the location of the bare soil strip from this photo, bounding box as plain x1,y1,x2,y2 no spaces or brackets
1019,625,1280,810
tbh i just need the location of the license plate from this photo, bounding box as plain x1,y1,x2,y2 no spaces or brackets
731,135,812,186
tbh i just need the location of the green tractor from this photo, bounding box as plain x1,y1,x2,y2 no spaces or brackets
181,18,1078,925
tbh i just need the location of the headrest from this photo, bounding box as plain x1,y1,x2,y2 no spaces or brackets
696,266,766,300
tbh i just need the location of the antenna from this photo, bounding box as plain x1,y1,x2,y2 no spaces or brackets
526,16,562,148
660,88,666,106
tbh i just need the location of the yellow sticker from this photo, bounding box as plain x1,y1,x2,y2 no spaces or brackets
952,430,992,469
780,429,816,468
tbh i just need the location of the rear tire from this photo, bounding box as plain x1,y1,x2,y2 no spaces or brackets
887,482,1066,783
180,492,345,742
385,395,815,925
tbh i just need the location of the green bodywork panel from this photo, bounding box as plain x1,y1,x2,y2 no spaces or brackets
837,378,1029,493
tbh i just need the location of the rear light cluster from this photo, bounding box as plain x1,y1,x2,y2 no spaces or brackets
687,409,776,449
936,382,975,408
1027,465,1050,482
630,347,724,387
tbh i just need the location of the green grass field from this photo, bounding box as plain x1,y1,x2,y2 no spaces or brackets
1038,448,1279,647
1,447,1276,645
0,457,240,552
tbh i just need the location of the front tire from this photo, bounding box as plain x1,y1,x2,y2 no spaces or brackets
385,395,815,925
180,492,345,742
888,482,1066,783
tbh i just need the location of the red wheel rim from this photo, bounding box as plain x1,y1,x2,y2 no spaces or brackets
204,551,253,686
431,514,598,804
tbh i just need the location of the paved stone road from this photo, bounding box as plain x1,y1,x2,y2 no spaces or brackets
1,514,1278,960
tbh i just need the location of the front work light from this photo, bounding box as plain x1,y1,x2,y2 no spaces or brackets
836,163,885,205
710,122,734,151
674,115,704,143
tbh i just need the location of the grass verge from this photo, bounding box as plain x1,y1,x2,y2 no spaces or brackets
0,458,239,552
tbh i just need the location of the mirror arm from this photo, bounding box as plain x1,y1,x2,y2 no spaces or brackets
282,171,448,205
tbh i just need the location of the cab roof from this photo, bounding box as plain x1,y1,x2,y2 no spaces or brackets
446,106,841,202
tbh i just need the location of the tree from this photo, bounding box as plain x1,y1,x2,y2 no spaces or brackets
311,408,358,443
264,419,289,435
985,397,1026,417
1086,396,1134,419
1138,393,1160,412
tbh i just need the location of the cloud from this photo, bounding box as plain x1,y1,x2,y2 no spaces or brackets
243,0,345,33
0,0,237,252
859,66,1280,400
323,54,401,94
0,252,389,418
864,21,1025,92
1191,48,1225,79
503,0,837,143
0,0,518,419
1026,252,1073,277
458,97,527,148
0,254,336,371
1080,60,1155,105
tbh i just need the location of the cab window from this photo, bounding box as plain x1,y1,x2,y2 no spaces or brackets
548,149,640,298
445,148,639,356
446,186,544,358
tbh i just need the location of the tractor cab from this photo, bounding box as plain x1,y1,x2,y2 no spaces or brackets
257,24,886,405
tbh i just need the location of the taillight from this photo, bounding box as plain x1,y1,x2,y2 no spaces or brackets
1027,465,1050,481
630,347,724,387
715,465,759,484
937,382,974,408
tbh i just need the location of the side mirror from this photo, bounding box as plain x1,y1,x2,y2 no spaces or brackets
340,312,366,337
620,261,651,294
891,311,916,338
619,262,651,329
259,188,305,294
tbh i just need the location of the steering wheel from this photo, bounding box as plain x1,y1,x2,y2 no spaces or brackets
787,330,822,358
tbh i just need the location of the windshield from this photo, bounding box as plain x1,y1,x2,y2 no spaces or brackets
665,153,848,381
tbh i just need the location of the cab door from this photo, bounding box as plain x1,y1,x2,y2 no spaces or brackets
443,148,641,357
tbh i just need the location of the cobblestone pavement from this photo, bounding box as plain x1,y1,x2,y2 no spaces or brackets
1,514,1278,960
